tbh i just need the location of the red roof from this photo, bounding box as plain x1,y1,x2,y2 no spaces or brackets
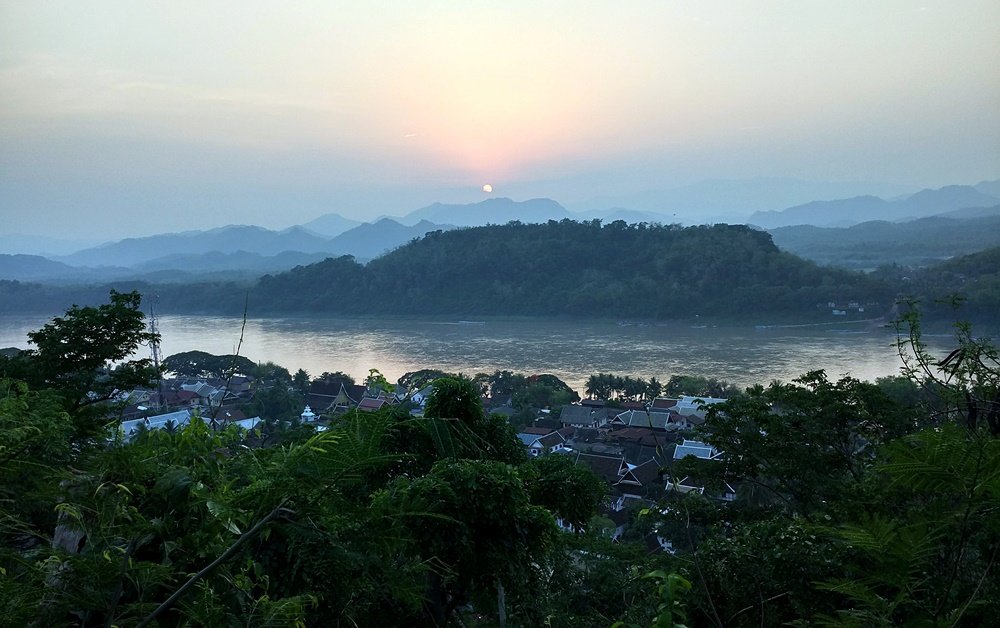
651,397,678,410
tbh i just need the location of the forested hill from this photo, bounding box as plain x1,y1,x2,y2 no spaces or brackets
254,221,888,319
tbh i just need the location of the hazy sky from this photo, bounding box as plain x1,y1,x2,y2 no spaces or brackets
2,1,998,239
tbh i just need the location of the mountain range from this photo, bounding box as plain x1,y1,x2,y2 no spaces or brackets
2,181,999,284
749,184,999,228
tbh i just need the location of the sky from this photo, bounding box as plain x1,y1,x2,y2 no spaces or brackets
1,0,999,240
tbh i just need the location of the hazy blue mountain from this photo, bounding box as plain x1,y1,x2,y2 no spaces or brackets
135,250,335,274
931,204,1000,220
750,185,1000,228
298,212,362,237
769,213,1000,269
58,225,338,267
0,254,79,280
0,254,136,283
974,179,1000,198
750,196,891,228
574,177,919,222
398,197,570,227
326,218,455,261
0,234,101,256
897,185,999,220
572,207,674,223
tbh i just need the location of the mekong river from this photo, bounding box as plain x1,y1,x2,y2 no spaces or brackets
0,314,955,391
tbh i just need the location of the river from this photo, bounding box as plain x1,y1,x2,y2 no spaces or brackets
0,314,957,392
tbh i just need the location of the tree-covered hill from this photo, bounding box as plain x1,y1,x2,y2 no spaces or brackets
5,221,998,324
254,220,889,319
769,213,1000,270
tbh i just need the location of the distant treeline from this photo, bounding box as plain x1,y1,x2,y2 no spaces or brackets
2,221,998,325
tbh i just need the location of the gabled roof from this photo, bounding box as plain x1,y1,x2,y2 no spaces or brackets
674,395,727,416
357,397,388,412
306,393,338,412
622,459,660,486
521,426,554,436
214,408,246,422
575,452,626,483
650,397,678,410
673,439,723,460
517,433,538,446
608,427,662,447
234,416,262,431
535,432,565,449
612,409,672,430
561,405,603,426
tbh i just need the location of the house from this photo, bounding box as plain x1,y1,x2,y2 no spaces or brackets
607,427,663,448
307,382,366,414
357,397,388,413
516,430,569,457
574,452,629,484
212,408,247,424
665,475,737,503
673,439,724,461
615,459,662,499
559,405,608,429
233,416,263,432
119,409,196,441
411,384,435,407
610,409,673,430
650,397,679,412
673,395,727,418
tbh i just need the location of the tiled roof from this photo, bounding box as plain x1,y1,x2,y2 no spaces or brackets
522,426,554,436
576,452,625,483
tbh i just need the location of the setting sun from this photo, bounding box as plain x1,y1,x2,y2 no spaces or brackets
482,184,493,193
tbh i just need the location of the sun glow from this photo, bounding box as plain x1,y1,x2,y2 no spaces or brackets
482,184,493,193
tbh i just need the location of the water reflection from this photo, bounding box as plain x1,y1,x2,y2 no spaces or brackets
0,314,956,392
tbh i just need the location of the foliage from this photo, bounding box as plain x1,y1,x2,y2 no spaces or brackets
0,290,160,439
512,373,580,410
697,371,915,515
813,423,1000,626
524,454,607,530
397,368,455,392
424,376,484,424
162,350,256,378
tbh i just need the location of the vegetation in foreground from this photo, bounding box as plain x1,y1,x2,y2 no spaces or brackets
1,292,998,626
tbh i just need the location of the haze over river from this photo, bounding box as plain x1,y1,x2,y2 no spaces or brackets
0,314,960,392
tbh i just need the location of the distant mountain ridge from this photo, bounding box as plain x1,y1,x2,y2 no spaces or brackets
299,212,362,238
750,184,1000,228
769,211,1000,269
398,197,571,226
58,225,337,267
575,177,920,222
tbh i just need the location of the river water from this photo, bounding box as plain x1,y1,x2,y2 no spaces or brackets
0,314,957,392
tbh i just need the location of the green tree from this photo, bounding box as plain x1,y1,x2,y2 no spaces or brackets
372,459,557,625
524,454,606,530
292,368,310,396
162,351,256,379
696,371,914,516
424,376,483,424
0,290,160,439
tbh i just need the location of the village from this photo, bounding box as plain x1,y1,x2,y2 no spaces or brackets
113,363,735,554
